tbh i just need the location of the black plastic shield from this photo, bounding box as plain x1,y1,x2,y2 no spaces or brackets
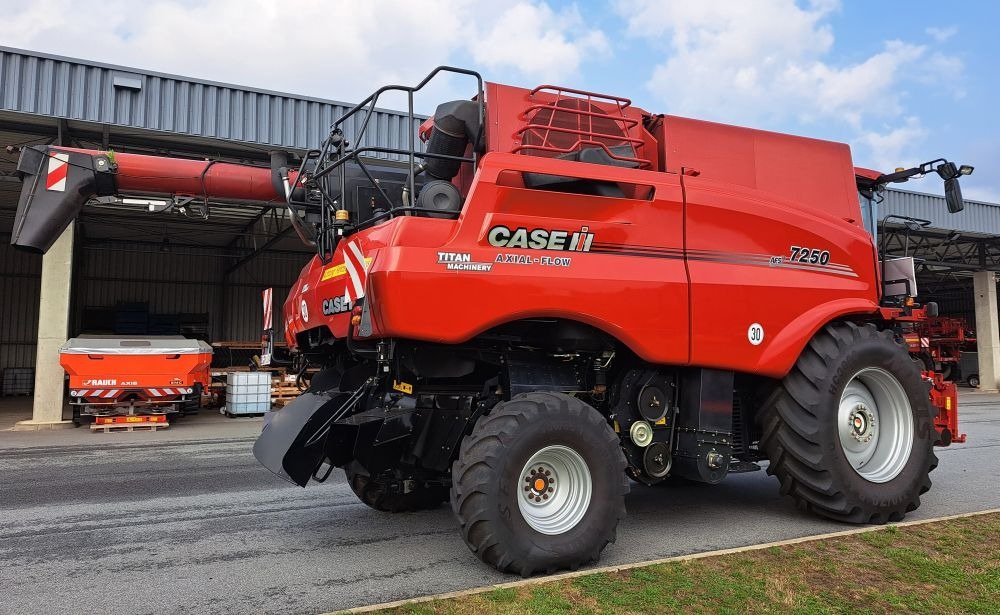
11,146,115,253
252,390,352,487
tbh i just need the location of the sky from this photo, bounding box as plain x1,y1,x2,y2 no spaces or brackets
2,0,997,201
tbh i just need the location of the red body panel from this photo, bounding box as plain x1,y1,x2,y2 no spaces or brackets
280,84,882,377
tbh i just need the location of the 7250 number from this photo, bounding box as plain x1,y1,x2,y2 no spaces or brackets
789,246,830,265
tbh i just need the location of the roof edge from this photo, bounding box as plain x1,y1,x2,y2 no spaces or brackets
0,45,423,119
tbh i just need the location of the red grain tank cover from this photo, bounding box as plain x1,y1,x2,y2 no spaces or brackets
659,115,861,225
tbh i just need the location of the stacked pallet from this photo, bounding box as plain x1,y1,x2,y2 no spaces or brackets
271,374,302,407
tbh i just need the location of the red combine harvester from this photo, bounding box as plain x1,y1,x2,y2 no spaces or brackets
60,336,212,428
11,68,973,575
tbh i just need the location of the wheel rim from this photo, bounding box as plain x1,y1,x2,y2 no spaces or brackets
517,445,592,535
838,367,914,483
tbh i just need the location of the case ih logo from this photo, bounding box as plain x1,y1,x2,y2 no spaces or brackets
487,225,594,252
322,296,352,316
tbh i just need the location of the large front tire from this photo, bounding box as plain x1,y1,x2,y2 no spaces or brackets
451,392,628,576
760,322,937,524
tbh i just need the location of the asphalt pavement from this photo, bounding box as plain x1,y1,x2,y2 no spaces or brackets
1,394,998,614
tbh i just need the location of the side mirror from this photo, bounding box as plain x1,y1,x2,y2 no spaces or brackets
944,177,964,213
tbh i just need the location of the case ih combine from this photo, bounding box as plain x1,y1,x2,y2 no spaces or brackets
11,68,973,575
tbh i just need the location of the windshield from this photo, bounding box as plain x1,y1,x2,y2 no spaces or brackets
858,190,878,245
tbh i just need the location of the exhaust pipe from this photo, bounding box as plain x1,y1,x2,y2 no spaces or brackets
11,145,117,253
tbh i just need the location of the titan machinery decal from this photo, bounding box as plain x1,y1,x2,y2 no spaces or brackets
438,252,493,272
487,225,594,252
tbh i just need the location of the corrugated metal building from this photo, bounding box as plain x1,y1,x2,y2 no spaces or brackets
881,188,1000,237
0,46,425,381
2,46,999,405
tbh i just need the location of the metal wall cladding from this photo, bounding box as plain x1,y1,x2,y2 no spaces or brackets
224,283,293,342
75,243,226,339
0,47,426,156
882,188,1000,235
74,242,309,343
223,251,311,341
0,238,42,375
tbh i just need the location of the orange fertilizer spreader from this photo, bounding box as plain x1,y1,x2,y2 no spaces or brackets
60,335,212,422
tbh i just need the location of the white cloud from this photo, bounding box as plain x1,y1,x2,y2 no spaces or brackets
856,117,929,171
926,26,958,42
467,2,609,83
616,0,964,171
0,0,608,109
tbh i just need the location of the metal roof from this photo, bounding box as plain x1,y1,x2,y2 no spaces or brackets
881,188,1000,237
0,45,425,154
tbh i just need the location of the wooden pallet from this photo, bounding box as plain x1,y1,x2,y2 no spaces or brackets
91,421,168,432
271,383,302,407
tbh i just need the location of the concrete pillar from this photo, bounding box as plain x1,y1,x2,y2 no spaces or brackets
15,225,75,430
973,270,1000,392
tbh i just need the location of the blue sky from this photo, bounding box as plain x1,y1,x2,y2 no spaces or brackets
3,0,997,201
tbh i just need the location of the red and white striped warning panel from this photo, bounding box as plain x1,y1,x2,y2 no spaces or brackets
343,240,368,302
45,153,70,192
147,388,185,397
262,287,273,330
74,389,121,399
71,387,191,398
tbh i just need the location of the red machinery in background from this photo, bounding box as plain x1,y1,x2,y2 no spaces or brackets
905,316,976,381
61,335,212,428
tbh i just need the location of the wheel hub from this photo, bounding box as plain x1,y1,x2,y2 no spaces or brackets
524,465,555,503
848,404,876,443
516,445,592,535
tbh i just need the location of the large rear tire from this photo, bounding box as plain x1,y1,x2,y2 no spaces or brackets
451,392,628,576
344,462,449,513
760,322,937,524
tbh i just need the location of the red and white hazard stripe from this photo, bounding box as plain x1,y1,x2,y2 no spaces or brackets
147,388,179,397
77,389,121,398
342,240,368,302
46,153,70,192
262,287,273,330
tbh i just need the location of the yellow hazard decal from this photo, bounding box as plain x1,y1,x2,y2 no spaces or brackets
321,257,373,281
392,380,414,394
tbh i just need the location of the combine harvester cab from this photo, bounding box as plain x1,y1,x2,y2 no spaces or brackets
60,336,212,424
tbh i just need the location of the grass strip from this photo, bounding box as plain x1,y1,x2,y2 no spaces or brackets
371,512,1000,615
